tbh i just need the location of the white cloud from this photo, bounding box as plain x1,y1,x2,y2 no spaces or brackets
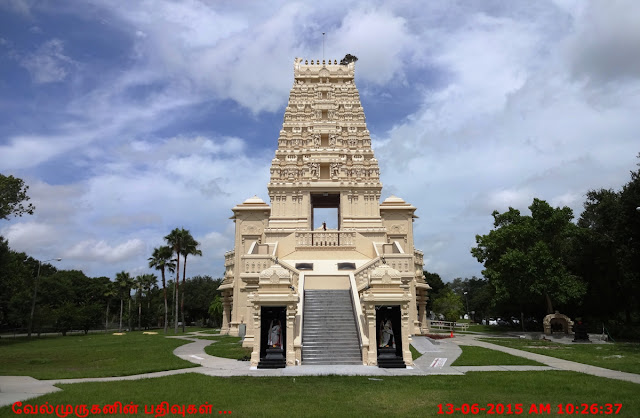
1,221,58,250
330,8,416,85
64,239,146,263
565,0,640,83
20,39,75,83
3,0,639,283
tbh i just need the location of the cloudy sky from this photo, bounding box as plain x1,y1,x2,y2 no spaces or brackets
1,0,638,282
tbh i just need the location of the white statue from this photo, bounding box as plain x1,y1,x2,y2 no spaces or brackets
380,318,394,348
330,163,340,178
268,319,283,348
309,163,319,177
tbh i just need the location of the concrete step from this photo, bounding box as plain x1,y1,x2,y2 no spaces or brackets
303,358,362,363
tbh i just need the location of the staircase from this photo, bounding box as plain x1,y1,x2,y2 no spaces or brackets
302,289,362,365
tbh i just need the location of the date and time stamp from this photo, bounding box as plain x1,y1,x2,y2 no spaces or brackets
437,403,623,415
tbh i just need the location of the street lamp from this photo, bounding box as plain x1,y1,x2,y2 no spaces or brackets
463,291,469,320
27,257,62,338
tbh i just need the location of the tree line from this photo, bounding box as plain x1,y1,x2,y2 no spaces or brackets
0,236,222,336
426,155,640,338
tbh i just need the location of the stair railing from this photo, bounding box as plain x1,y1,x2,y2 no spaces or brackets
348,273,368,356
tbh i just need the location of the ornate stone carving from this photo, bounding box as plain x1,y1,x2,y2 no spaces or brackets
309,163,319,177
330,163,341,179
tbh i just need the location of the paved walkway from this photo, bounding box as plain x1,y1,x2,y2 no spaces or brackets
1,333,637,408
451,334,640,384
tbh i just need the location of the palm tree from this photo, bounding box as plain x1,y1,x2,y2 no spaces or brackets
165,227,189,333
140,273,157,329
209,294,223,327
115,271,133,332
133,275,144,331
103,281,117,331
180,232,202,332
149,246,175,334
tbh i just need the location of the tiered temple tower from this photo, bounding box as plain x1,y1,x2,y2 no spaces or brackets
219,57,430,368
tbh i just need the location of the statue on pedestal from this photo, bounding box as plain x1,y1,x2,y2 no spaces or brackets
268,319,283,348
380,318,395,348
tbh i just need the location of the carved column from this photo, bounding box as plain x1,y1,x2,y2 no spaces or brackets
417,292,429,334
365,302,378,365
286,303,297,365
401,301,412,365
221,292,231,334
250,296,261,367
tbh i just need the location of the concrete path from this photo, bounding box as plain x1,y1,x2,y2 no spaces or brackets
452,334,640,384
2,332,638,408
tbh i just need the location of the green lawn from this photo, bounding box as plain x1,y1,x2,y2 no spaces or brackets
409,344,422,360
201,335,252,360
479,338,640,374
466,324,517,333
0,332,197,379
452,345,544,366
3,372,638,417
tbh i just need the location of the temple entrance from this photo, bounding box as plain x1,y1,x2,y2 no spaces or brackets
311,193,340,230
258,306,286,369
376,305,405,368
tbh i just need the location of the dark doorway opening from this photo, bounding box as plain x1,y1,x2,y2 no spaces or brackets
260,306,286,360
376,305,405,368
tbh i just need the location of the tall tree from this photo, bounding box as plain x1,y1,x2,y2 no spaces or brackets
133,275,144,331
0,174,35,220
164,228,188,333
574,155,640,325
423,270,445,312
149,246,175,334
103,280,117,331
471,198,586,328
180,232,202,331
432,288,464,322
139,273,157,329
115,271,133,332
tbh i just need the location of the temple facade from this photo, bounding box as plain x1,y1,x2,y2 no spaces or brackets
219,57,430,368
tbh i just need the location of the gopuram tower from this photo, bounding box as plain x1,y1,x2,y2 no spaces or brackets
219,57,431,368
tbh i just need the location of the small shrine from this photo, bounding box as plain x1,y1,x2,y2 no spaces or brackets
543,311,574,335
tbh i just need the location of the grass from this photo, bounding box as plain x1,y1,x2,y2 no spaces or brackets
185,328,220,334
409,344,422,360
479,338,640,374
202,335,252,360
0,332,197,379
466,324,517,333
3,372,638,417
451,346,544,366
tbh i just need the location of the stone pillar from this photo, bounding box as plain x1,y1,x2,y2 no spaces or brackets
286,303,297,365
401,301,412,366
221,293,231,334
417,292,429,334
250,299,261,367
366,303,378,366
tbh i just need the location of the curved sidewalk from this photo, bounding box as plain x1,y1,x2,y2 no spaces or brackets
451,334,640,384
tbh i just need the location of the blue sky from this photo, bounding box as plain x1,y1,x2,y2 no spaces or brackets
1,0,639,282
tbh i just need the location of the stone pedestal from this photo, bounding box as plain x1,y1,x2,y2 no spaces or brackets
377,347,406,368
257,348,286,369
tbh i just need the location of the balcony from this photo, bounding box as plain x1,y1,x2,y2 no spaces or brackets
295,231,355,248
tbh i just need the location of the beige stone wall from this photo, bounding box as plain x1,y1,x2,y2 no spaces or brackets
304,275,350,289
